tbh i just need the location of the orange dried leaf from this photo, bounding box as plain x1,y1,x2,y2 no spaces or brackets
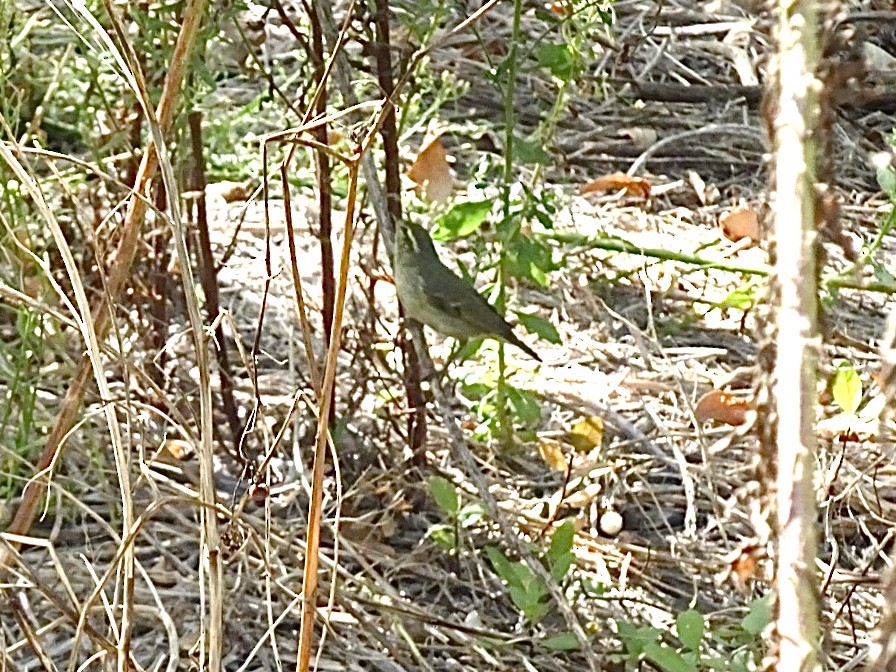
408,135,453,203
163,439,195,461
719,206,760,243
579,173,651,200
546,1,568,16
694,390,750,426
732,551,757,582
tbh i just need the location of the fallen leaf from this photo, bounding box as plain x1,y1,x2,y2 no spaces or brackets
694,390,750,426
567,416,604,451
408,135,453,202
163,439,195,460
538,438,569,472
730,548,761,593
546,1,568,15
719,206,760,243
579,173,651,200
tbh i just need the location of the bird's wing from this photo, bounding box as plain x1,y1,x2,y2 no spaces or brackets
420,261,497,320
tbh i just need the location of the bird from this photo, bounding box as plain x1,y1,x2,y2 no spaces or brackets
392,220,541,361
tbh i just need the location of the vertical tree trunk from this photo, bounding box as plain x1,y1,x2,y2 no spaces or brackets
765,1,826,669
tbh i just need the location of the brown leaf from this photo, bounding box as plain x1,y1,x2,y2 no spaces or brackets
719,206,760,243
694,390,750,426
579,173,651,200
408,135,453,202
730,548,760,593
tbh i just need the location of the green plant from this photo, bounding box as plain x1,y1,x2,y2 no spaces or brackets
816,360,885,441
485,519,575,622
426,475,486,552
613,595,772,672
826,142,896,299
428,195,560,439
0,170,53,497
488,0,612,438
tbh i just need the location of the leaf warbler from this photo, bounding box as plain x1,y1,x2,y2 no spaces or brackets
393,220,541,361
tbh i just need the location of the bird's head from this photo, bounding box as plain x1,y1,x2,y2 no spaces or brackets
397,221,437,258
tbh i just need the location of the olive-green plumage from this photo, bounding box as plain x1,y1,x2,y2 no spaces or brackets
393,221,540,361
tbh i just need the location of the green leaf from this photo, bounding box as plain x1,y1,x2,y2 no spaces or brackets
433,199,495,240
429,476,459,515
505,235,555,287
540,632,580,651
731,650,756,672
675,610,704,651
513,135,552,165
870,257,896,286
716,288,755,311
507,386,542,425
549,553,573,584
615,621,661,657
507,565,549,618
458,502,487,526
832,362,862,416
877,165,896,195
516,312,561,344
485,546,518,586
820,281,840,309
521,600,550,621
508,584,535,609
509,583,545,611
741,594,773,635
548,519,575,563
583,577,607,596
427,524,456,550
511,562,539,591
535,42,577,80
453,337,487,364
644,642,696,672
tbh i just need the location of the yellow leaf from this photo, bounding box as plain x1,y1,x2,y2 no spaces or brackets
568,416,604,452
538,438,569,472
